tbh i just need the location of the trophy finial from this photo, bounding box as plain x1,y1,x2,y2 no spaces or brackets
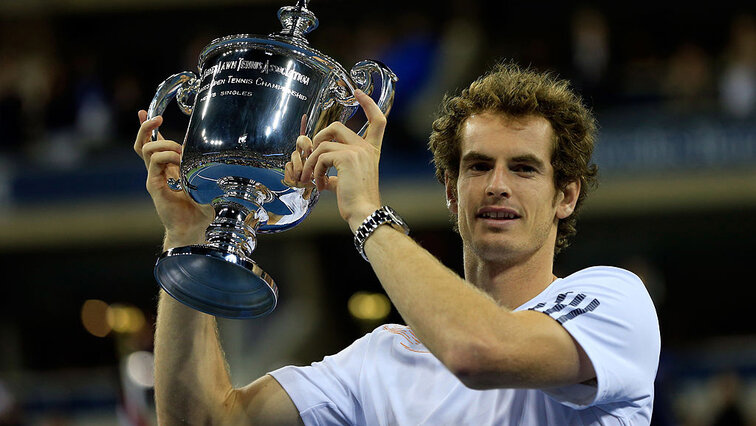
277,1,319,40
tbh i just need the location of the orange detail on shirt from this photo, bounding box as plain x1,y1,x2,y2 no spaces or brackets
383,325,430,353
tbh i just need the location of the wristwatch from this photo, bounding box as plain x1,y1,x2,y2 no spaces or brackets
353,206,410,262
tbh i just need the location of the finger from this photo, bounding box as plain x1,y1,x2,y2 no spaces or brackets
138,110,148,124
312,152,338,191
142,140,182,169
138,110,166,140
316,174,329,191
300,114,307,136
147,151,181,180
311,121,358,150
142,140,182,158
284,162,316,189
354,89,387,148
301,141,350,182
290,150,303,182
296,135,313,158
283,161,295,186
134,114,164,156
324,175,339,192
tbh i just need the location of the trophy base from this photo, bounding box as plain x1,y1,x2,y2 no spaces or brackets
154,245,278,319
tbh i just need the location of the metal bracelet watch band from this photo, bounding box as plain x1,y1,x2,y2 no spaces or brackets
353,206,410,262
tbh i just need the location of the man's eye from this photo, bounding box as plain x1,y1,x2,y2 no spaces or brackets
469,163,490,171
513,165,537,173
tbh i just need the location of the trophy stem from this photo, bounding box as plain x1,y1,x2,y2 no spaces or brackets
206,199,270,259
206,176,274,258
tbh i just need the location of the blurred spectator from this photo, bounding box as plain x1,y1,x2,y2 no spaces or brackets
719,13,756,119
0,20,55,161
618,30,666,105
710,372,747,426
570,7,611,105
674,378,716,426
0,380,21,425
112,73,145,143
72,54,114,151
378,11,437,118
36,58,83,169
33,52,114,169
662,43,715,112
620,255,666,308
403,1,484,145
371,11,438,153
0,56,24,158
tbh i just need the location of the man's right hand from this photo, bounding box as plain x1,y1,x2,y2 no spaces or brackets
134,110,214,247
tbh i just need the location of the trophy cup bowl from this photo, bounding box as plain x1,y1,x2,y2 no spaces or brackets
147,0,397,319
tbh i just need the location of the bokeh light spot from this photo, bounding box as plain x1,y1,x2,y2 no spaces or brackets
81,299,111,338
348,292,391,321
125,351,155,388
106,304,146,334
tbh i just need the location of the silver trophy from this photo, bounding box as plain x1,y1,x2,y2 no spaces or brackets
147,0,397,319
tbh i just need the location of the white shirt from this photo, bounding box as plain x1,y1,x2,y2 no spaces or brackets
270,266,661,425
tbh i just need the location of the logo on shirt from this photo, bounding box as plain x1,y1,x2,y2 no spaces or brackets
528,292,600,324
382,325,430,353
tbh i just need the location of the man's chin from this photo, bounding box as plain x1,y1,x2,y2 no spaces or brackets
470,240,522,262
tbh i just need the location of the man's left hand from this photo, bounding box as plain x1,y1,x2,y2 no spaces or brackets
285,89,386,232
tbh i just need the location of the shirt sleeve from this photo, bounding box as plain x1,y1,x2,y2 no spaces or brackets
527,266,661,408
268,332,372,425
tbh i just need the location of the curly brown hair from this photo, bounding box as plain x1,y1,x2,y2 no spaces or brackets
428,62,598,253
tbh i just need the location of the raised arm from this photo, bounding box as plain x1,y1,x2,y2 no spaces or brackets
288,93,594,391
354,227,594,390
134,111,302,425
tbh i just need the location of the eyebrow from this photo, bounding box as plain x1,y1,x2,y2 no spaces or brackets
510,154,547,170
460,151,547,170
460,151,494,163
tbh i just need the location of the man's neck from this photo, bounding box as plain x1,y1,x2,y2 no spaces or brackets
463,247,557,310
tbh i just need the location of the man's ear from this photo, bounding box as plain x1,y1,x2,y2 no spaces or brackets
444,172,458,214
556,180,581,220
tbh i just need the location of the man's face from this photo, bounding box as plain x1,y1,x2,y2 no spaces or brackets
446,112,579,263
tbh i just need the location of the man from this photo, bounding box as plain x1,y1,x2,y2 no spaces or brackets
135,62,660,425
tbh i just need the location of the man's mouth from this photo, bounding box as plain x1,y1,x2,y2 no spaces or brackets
476,208,521,220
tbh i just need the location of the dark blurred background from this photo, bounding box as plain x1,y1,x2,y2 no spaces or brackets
1,0,755,424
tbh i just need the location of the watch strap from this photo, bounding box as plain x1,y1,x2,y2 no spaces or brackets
353,206,409,262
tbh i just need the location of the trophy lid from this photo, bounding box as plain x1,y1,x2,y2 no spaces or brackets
277,0,319,41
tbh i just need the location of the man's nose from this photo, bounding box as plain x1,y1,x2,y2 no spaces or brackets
486,166,510,198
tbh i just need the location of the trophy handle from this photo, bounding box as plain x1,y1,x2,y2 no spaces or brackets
345,60,398,136
147,72,199,141
147,72,199,191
